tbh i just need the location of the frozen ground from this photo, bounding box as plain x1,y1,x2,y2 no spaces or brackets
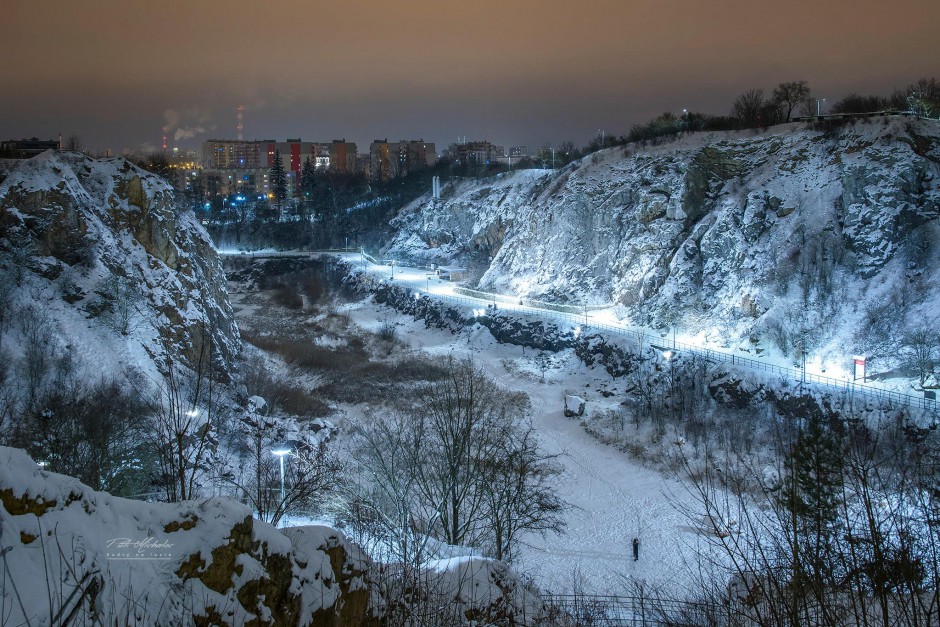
340,294,717,596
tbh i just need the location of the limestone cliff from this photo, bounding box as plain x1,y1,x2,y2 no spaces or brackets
388,119,940,370
0,151,239,380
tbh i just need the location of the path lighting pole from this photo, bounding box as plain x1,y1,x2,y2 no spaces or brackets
272,449,290,507
663,350,675,417
816,98,826,116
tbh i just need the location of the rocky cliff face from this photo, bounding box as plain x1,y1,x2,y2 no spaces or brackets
388,119,940,370
0,151,239,379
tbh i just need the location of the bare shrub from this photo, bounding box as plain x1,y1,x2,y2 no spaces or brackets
271,285,303,310
241,332,365,372
240,355,330,417
378,319,397,342
299,274,325,303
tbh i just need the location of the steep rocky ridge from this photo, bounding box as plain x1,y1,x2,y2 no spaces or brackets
0,151,239,379
388,119,940,371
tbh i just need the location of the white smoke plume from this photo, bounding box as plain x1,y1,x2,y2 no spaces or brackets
163,106,216,143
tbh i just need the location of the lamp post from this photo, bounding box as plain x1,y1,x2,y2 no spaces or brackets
816,98,826,116
663,350,676,418
801,350,808,387
272,448,290,507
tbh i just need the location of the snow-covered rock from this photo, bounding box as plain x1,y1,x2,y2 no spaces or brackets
0,151,239,380
388,119,940,371
0,446,378,626
564,395,586,417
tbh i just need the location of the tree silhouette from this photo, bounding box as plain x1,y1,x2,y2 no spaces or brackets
270,149,287,220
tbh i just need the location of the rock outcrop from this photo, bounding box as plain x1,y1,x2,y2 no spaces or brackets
0,446,379,626
0,151,239,379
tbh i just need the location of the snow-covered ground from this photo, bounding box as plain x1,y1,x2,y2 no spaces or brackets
339,293,717,596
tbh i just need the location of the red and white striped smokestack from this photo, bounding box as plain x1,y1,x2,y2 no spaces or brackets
236,105,245,141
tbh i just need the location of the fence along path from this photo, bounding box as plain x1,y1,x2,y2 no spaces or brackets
230,250,938,413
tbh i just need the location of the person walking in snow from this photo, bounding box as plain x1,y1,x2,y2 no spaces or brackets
632,537,639,561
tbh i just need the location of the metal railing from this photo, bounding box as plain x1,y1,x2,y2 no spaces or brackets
542,593,720,626
361,262,937,413
222,249,938,413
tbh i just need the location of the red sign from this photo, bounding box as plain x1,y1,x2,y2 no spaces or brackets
854,355,866,381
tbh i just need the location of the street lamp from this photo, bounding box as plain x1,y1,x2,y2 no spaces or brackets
271,448,290,507
663,350,676,417
816,98,826,116
801,350,808,388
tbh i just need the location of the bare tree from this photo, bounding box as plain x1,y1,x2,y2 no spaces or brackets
732,89,766,128
680,411,940,627
348,409,437,568
347,356,566,565
772,81,811,122
415,356,527,547
902,325,937,386
148,328,224,502
481,421,566,562
64,134,83,152
227,396,340,526
100,274,142,336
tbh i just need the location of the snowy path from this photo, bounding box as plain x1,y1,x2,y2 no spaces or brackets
222,250,932,412
345,301,715,596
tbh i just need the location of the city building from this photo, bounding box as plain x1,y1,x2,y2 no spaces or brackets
1,137,60,158
369,139,436,181
202,138,357,197
449,140,504,166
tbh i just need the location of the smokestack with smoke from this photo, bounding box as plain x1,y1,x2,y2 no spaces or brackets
163,106,216,145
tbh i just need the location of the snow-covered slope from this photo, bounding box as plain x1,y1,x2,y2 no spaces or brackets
0,151,239,380
0,446,376,625
388,119,940,370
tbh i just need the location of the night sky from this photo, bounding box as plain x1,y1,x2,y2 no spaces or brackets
3,0,938,155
